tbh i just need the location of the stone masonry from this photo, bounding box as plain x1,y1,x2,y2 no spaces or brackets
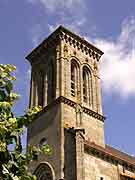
26,26,135,180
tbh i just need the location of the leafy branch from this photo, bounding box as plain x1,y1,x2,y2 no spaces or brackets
0,64,51,180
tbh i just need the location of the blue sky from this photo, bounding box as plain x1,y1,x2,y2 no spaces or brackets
0,0,135,155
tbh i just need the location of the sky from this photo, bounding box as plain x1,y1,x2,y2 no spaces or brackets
0,0,135,155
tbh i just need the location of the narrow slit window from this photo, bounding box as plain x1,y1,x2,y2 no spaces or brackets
48,61,55,103
38,71,44,107
83,70,87,103
71,62,76,97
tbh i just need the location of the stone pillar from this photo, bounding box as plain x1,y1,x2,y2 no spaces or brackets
92,73,97,112
75,104,83,127
30,69,38,107
56,44,61,98
29,69,34,108
96,75,103,115
94,62,103,114
80,66,83,104
60,41,65,97
75,128,85,180
67,60,71,97
95,73,102,114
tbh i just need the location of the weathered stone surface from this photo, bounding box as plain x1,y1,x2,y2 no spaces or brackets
84,153,119,180
26,26,135,180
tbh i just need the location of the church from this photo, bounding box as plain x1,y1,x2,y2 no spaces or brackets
26,25,135,180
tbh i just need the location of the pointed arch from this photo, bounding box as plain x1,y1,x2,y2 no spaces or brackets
47,60,56,103
34,163,55,180
71,59,80,97
82,66,92,106
37,70,44,107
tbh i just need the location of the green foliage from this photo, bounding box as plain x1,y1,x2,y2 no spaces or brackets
0,64,51,180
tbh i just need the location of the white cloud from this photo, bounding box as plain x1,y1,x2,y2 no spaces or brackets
94,17,135,98
27,0,135,99
28,0,87,48
27,0,85,13
29,24,44,47
48,17,86,34
30,17,135,99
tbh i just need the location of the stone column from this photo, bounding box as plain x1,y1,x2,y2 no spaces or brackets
29,69,34,108
80,66,83,104
60,41,65,97
75,104,83,127
43,71,48,107
75,128,85,180
56,44,61,98
96,75,103,115
30,69,38,107
94,62,103,114
92,72,97,112
67,59,71,97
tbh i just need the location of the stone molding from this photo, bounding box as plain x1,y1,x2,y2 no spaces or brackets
60,96,105,122
120,173,135,179
85,141,135,172
26,25,104,63
37,96,105,122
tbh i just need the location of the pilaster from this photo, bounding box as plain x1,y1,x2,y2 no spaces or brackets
75,128,85,180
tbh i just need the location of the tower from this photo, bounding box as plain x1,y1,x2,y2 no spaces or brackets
26,26,105,180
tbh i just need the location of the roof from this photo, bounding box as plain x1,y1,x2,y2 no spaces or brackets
106,144,135,165
26,25,104,61
85,141,135,167
58,25,103,55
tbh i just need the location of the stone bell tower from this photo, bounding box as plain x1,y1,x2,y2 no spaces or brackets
26,26,105,180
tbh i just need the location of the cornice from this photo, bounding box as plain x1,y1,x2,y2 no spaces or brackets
37,96,105,122
85,141,135,172
26,25,104,63
60,96,105,122
120,173,135,179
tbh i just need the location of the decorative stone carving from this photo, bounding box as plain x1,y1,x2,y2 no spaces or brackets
63,44,68,58
26,26,103,63
75,104,83,126
56,45,60,59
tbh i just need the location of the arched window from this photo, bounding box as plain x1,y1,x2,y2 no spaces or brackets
71,60,79,97
83,66,92,106
37,71,44,107
34,163,54,180
47,61,55,103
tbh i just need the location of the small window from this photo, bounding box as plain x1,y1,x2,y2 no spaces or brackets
100,177,103,180
39,137,47,149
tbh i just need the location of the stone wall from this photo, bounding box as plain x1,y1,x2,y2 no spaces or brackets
63,103,105,147
28,103,62,180
84,152,119,180
82,113,105,147
84,152,135,180
27,26,106,180
64,129,76,180
61,41,103,115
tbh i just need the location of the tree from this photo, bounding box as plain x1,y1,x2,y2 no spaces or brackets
0,64,51,180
